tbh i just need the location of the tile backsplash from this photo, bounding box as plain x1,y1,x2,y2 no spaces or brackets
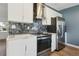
9,22,32,34
9,21,47,34
0,22,8,31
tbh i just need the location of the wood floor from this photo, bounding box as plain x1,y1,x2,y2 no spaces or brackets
48,45,79,56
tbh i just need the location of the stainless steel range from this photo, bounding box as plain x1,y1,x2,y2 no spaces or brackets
37,34,51,56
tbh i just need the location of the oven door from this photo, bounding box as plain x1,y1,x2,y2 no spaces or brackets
37,37,51,53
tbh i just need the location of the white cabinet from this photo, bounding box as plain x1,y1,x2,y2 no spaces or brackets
8,3,23,22
8,3,33,23
42,6,62,25
25,36,37,56
7,39,25,56
7,34,37,56
0,31,8,39
51,33,56,52
23,3,33,23
42,6,47,25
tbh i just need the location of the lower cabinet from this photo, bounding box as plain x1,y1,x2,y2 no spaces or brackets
7,39,25,56
51,33,56,52
25,37,37,56
7,35,37,56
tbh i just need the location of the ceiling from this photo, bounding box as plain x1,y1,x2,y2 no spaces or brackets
45,3,79,11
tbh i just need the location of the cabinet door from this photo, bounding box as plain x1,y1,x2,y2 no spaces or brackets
23,3,33,23
42,6,47,25
51,34,56,52
42,6,51,25
8,3,23,22
25,36,37,56
7,39,25,56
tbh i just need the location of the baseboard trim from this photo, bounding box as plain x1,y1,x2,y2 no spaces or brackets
65,43,79,49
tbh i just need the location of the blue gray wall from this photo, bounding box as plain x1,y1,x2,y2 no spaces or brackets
60,5,79,46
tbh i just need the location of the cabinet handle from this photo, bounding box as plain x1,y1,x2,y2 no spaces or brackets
25,45,27,55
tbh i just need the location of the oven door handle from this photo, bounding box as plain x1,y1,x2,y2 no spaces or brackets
37,37,50,40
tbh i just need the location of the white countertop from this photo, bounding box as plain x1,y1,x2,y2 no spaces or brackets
7,33,56,41
7,34,37,41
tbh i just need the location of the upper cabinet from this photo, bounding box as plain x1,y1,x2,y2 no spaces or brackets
8,3,33,23
42,5,62,25
8,3,23,22
23,3,33,23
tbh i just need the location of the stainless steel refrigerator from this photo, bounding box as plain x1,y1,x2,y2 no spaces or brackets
51,17,65,50
56,17,65,50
